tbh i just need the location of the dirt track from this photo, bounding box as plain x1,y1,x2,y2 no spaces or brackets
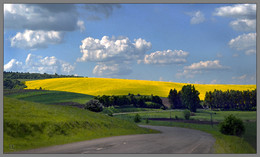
13,125,215,154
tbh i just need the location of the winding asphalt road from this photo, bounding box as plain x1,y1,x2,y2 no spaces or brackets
13,125,215,154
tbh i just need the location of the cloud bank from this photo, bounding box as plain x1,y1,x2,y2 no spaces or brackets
214,4,256,31
4,53,75,74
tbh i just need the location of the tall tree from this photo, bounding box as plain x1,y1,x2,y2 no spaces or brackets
168,89,182,109
180,85,200,112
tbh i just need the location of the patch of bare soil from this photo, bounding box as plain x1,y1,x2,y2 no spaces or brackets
148,118,220,125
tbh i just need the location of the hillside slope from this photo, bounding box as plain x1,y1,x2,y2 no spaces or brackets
25,77,256,100
4,97,157,152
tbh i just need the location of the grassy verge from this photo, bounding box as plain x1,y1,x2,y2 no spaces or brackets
4,97,158,153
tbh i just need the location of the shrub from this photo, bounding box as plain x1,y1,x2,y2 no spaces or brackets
219,114,245,136
84,99,103,112
145,102,163,109
134,114,141,123
183,109,190,120
145,118,149,124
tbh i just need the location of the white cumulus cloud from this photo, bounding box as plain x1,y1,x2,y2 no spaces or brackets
93,63,132,77
176,60,229,78
77,20,85,32
4,53,75,74
229,19,256,32
214,4,256,31
4,59,23,72
78,36,151,77
184,60,229,70
78,36,151,62
228,33,256,55
10,30,64,50
143,49,189,65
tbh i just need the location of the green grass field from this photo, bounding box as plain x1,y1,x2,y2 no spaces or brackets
3,97,158,153
5,89,93,104
114,109,257,122
25,77,256,100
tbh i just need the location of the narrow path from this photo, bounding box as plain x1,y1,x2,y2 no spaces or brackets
13,125,215,154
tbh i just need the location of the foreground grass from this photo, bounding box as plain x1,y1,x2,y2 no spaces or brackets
25,77,256,100
4,89,93,104
139,120,256,154
4,97,158,153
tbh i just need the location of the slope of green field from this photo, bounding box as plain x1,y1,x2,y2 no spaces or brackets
25,77,256,100
5,89,93,104
3,97,157,152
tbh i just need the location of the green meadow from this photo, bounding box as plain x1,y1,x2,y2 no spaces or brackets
5,89,93,104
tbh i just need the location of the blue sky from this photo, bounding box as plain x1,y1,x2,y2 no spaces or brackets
4,4,256,84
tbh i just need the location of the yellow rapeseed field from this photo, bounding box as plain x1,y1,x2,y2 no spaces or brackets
25,77,256,100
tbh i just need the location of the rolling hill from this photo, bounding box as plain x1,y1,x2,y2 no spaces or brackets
25,77,256,100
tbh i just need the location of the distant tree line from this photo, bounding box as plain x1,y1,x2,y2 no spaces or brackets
168,85,201,112
3,78,27,89
94,94,164,109
3,71,84,80
204,89,256,111
168,85,256,112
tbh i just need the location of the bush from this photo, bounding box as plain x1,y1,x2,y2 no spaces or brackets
102,107,114,116
134,114,141,123
183,109,190,120
219,114,245,136
175,115,179,120
145,118,149,124
84,99,103,112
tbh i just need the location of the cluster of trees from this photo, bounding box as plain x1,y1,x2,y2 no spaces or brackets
204,89,256,111
94,94,164,109
3,71,83,80
3,78,27,89
168,85,201,112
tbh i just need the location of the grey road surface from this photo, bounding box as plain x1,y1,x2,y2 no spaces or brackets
13,125,215,154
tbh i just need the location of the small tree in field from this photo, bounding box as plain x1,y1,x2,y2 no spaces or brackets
134,114,141,123
84,99,103,112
